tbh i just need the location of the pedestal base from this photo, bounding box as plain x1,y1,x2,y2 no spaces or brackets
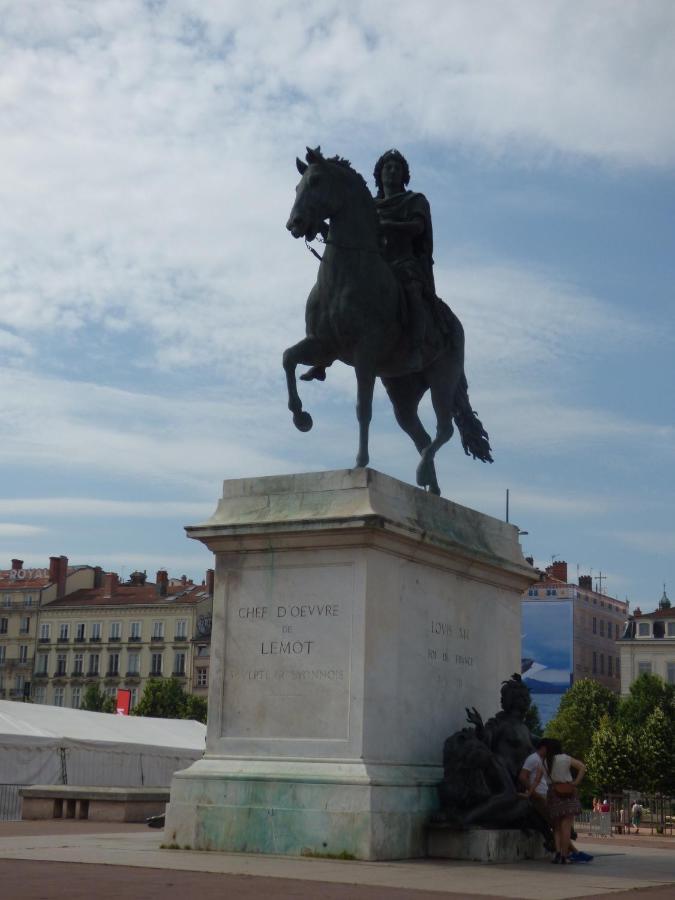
427,826,548,862
165,759,439,860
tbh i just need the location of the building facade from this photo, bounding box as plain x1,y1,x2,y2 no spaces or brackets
32,569,213,710
0,556,96,701
522,561,629,716
618,589,675,694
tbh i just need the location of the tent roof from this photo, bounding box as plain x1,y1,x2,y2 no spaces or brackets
0,700,206,752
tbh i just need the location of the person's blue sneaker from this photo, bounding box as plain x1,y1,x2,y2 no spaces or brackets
568,851,593,862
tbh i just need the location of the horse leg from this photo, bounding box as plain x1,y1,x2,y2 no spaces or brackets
282,337,335,433
354,362,376,468
382,374,439,490
417,355,463,496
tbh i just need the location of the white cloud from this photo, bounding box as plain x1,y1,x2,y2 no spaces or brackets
0,523,44,537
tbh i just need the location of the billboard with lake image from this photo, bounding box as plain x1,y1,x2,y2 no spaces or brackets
521,599,573,726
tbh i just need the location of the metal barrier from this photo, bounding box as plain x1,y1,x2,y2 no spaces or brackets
0,784,27,821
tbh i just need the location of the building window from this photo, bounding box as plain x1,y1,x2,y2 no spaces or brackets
667,663,675,685
175,619,187,639
592,652,597,674
0,617,7,634
20,616,30,634
73,653,84,675
151,653,163,675
39,622,50,640
56,653,67,675
108,653,120,676
105,686,116,700
59,623,69,640
599,620,605,637
24,594,33,607
15,674,25,692
527,589,536,596
638,661,652,676
36,653,49,675
3,595,12,607
71,686,81,708
638,622,650,637
53,686,65,707
196,644,209,657
127,652,140,675
91,622,102,641
0,646,5,664
615,623,619,639
19,645,29,664
130,687,138,709
616,657,620,676
608,656,613,676
110,622,121,640
600,653,605,674
196,668,208,687
152,621,164,639
668,622,675,637
75,623,86,641
592,617,597,634
173,651,186,675
88,653,100,675
33,685,46,704
130,621,142,641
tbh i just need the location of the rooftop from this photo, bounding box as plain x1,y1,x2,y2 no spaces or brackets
45,581,210,609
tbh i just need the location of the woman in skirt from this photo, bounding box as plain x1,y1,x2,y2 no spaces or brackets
541,738,586,864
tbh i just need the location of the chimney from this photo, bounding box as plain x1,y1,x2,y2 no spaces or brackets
93,566,104,588
11,559,23,572
633,607,642,617
103,572,119,599
206,568,214,596
546,560,568,583
579,575,593,590
156,570,168,597
49,555,68,599
181,574,187,586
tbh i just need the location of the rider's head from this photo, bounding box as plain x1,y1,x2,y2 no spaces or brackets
374,149,410,198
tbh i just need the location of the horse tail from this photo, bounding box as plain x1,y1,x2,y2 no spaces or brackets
453,374,493,463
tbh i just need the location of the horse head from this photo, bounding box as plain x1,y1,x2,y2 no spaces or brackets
286,146,340,241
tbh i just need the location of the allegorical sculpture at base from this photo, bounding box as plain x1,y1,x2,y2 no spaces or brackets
284,146,492,497
436,674,554,850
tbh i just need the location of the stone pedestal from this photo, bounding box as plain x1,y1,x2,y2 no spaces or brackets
427,826,548,862
166,468,536,859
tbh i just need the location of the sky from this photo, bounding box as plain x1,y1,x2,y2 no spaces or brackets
0,1,674,608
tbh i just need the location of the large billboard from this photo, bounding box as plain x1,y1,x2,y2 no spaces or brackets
521,599,573,726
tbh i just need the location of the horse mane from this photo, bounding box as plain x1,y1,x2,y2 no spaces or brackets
305,146,372,199
326,155,370,192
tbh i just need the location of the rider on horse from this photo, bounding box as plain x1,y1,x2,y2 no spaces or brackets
301,148,439,381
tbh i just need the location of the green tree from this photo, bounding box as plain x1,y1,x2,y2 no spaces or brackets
184,694,208,724
80,683,115,714
545,679,618,761
638,706,675,795
619,673,675,731
586,714,638,793
524,701,543,737
132,677,188,719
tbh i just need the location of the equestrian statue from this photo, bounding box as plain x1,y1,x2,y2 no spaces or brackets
284,146,492,496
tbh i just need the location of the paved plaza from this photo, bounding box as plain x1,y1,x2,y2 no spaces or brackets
0,822,673,899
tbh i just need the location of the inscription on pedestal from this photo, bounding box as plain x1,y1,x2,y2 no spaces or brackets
222,562,354,740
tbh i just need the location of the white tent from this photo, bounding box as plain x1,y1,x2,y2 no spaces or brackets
0,700,205,816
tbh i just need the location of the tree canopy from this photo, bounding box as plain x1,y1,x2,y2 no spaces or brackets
132,677,207,723
80,683,116,714
545,679,618,760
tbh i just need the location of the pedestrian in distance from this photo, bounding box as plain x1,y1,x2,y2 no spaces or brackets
631,800,643,834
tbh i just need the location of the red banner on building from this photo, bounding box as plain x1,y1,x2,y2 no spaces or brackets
116,688,131,716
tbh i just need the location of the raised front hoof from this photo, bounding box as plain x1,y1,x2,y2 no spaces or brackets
354,456,369,469
300,366,326,382
293,411,313,432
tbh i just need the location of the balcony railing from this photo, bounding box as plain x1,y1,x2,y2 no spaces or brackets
105,670,120,679
33,671,49,679
172,670,186,677
128,635,142,642
108,636,122,643
57,636,70,643
74,636,86,643
89,636,102,643
125,671,141,679
86,670,100,678
150,635,164,642
173,635,188,642
38,637,51,643
149,671,163,678
71,670,84,678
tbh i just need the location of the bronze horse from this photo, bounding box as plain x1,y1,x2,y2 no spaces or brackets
284,147,491,496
